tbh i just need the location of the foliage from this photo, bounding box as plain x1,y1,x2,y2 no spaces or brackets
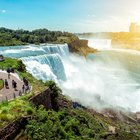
46,80,62,111
0,79,4,90
0,27,78,46
0,96,35,128
0,57,26,72
24,107,108,140
22,106,140,140
16,60,26,72
46,80,62,97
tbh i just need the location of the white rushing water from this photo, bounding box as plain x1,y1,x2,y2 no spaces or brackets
1,42,140,112
79,38,112,50
88,39,112,50
61,52,140,112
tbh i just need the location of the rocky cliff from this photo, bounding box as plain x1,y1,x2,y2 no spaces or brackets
68,39,97,56
57,35,97,56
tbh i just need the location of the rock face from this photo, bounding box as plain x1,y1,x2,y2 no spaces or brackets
68,39,96,56
29,88,52,110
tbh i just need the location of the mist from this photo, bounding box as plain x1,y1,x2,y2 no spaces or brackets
60,53,140,113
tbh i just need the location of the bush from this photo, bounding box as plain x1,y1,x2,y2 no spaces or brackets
0,114,14,121
0,79,4,90
16,60,26,72
26,107,34,115
1,106,9,114
46,81,62,111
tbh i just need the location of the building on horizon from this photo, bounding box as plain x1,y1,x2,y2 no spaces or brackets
129,22,140,32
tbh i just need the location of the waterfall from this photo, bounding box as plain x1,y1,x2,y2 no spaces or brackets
41,44,69,57
1,42,140,112
0,43,69,81
22,60,58,82
21,54,67,81
0,47,46,58
0,44,69,58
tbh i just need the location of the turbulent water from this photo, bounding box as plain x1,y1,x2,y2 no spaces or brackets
1,42,140,112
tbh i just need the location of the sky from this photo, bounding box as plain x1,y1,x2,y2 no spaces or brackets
0,0,140,33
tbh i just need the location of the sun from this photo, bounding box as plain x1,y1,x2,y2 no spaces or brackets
131,11,140,23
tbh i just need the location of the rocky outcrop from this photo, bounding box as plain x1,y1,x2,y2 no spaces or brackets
29,88,52,110
0,55,4,62
68,39,97,56
57,94,72,109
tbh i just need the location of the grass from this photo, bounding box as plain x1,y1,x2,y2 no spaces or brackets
0,93,34,129
0,57,47,129
0,79,4,90
0,57,19,70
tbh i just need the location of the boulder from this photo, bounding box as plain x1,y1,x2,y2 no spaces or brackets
0,55,4,62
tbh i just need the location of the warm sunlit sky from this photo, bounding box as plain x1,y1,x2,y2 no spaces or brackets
0,0,140,33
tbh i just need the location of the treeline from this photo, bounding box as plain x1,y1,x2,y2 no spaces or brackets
0,27,78,46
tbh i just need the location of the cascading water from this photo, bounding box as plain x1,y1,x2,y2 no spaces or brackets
21,54,66,81
1,42,140,112
61,52,140,112
0,44,68,81
0,43,69,58
41,44,69,57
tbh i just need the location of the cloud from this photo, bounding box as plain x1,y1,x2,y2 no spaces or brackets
88,14,96,18
1,10,6,13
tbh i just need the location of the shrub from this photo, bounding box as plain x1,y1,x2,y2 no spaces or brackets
16,60,26,72
26,107,34,115
46,81,62,111
0,114,14,121
0,79,4,90
1,106,9,114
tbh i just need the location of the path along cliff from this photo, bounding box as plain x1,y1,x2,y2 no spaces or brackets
0,70,24,102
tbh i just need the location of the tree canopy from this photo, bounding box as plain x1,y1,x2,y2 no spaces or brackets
0,27,78,46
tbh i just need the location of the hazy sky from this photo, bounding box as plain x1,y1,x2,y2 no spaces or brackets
0,0,140,32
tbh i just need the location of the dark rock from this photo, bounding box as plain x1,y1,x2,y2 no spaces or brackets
29,88,52,110
0,55,4,62
68,39,96,56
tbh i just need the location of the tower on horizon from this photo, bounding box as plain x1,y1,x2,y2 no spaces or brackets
129,22,140,32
